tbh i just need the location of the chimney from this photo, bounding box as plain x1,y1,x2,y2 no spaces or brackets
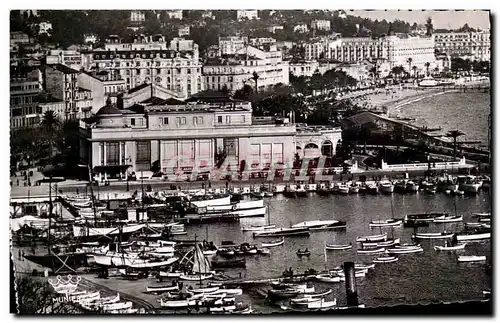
343,262,359,307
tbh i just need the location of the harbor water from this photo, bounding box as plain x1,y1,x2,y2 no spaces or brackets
184,191,491,312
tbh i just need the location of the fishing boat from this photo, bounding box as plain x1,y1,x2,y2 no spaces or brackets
291,220,341,230
307,298,337,309
458,255,486,262
456,231,491,241
413,232,454,239
472,212,491,218
406,213,448,222
316,187,332,196
336,183,350,195
179,273,213,281
349,185,360,194
386,247,423,254
433,215,463,223
241,224,276,232
325,243,352,250
261,237,284,248
373,256,398,264
297,249,311,256
356,233,387,242
362,238,400,248
366,183,379,195
357,247,386,254
232,304,254,314
189,286,220,294
211,258,246,269
253,227,310,237
159,271,184,278
405,181,420,193
314,274,342,283
267,288,299,300
434,242,467,251
369,219,402,227
180,242,214,281
145,284,179,293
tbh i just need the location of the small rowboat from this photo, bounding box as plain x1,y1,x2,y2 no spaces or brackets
189,286,219,294
373,256,398,263
296,250,311,256
261,237,284,248
160,299,196,308
145,284,179,293
357,247,386,254
433,215,463,223
315,274,342,283
434,243,467,251
307,298,337,309
325,243,352,250
333,263,375,271
369,219,402,227
179,273,213,281
386,247,423,254
159,271,185,278
257,248,270,255
472,212,491,217
267,289,299,300
413,232,454,239
362,238,400,248
356,233,387,242
458,255,486,262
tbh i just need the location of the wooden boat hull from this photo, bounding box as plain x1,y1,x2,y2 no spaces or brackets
325,244,352,250
456,232,491,241
24,253,88,272
373,257,398,263
211,258,246,269
261,238,284,247
458,256,486,262
434,243,467,251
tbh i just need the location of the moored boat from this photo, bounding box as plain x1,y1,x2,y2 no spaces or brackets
369,219,402,227
307,298,337,309
434,243,467,251
413,232,454,239
458,255,486,262
241,224,276,232
386,247,423,254
211,258,246,269
146,284,179,293
356,233,387,242
253,227,310,237
378,180,394,194
357,247,386,254
261,237,284,248
314,274,342,283
325,243,352,250
433,215,463,223
373,256,398,263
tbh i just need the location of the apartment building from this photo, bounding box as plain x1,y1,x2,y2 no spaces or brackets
249,37,277,47
166,10,183,20
10,69,43,129
88,35,203,99
130,10,146,22
294,24,309,33
46,50,83,70
434,31,490,61
178,26,190,37
203,45,289,92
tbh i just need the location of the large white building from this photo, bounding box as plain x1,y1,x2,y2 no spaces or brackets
294,24,309,33
46,50,83,70
87,35,203,99
166,10,183,20
203,45,289,92
78,93,341,181
305,35,438,73
237,10,259,21
434,31,490,61
130,11,145,22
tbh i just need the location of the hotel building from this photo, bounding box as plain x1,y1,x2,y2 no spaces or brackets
311,20,331,31
237,10,259,21
434,31,490,61
87,35,203,99
78,93,341,181
218,36,248,55
202,45,289,92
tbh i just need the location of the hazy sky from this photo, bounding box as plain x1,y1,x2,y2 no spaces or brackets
348,10,490,30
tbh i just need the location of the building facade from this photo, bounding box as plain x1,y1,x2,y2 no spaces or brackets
288,61,320,77
166,10,183,20
311,19,331,31
38,21,52,35
237,10,259,21
79,95,341,181
218,36,248,55
434,31,490,61
130,10,146,22
268,25,284,33
10,69,43,129
249,37,277,47
178,26,190,37
46,50,83,70
294,24,309,33
203,45,289,92
88,35,203,99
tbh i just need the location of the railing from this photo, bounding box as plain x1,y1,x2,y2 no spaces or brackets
380,157,468,171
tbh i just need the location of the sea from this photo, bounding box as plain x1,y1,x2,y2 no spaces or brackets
184,191,491,313
393,91,491,146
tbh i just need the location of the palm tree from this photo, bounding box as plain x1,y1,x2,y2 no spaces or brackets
446,130,465,161
412,66,418,79
252,71,259,93
40,110,61,160
407,58,413,78
425,62,431,76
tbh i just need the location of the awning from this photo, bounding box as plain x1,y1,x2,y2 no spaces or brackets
93,165,131,173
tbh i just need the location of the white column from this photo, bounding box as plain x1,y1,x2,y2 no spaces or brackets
176,140,180,170
103,143,107,166
119,142,122,165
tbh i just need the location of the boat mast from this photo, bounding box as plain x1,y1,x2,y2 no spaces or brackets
86,165,98,225
48,176,52,254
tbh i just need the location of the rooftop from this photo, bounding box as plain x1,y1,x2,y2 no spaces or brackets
49,64,79,74
96,98,122,116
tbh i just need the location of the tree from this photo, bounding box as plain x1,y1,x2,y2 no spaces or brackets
234,84,253,101
407,58,413,77
220,84,230,95
446,130,465,161
391,65,405,79
40,110,61,160
425,17,433,36
252,71,260,93
412,66,418,78
424,62,431,76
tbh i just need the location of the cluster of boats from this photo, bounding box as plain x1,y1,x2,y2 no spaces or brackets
268,282,338,310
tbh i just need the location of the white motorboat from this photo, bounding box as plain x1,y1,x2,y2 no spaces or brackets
159,271,184,278
232,206,267,218
336,184,350,195
369,219,402,227
373,256,398,263
212,288,243,296
433,215,463,223
472,212,491,218
434,243,467,251
307,298,337,309
261,237,285,247
325,243,352,250
315,274,342,283
356,233,387,242
378,180,394,194
386,247,423,254
357,247,386,254
413,232,454,239
458,255,486,262
406,181,419,192
349,185,360,194
160,299,197,308
330,270,368,278
241,224,276,232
